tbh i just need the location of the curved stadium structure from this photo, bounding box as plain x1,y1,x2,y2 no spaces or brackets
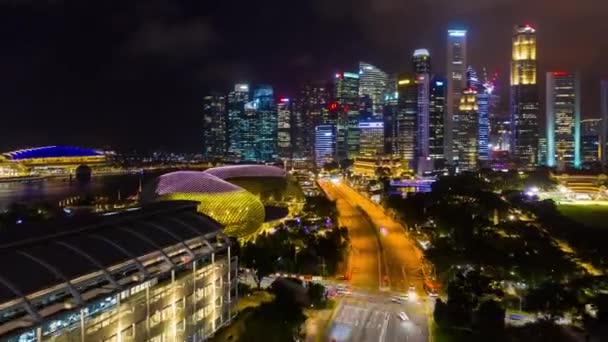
203,164,287,180
3,146,106,165
143,171,265,238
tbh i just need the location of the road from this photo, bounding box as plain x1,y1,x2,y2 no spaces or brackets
319,178,431,341
322,179,382,290
326,290,428,342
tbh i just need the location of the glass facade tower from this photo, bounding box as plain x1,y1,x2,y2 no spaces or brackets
359,62,388,119
546,71,581,169
510,25,539,168
446,30,468,164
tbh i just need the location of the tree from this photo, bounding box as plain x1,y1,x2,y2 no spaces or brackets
307,283,326,307
476,299,505,337
240,241,275,289
525,282,577,320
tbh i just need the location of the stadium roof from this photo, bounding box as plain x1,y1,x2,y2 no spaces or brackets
3,146,103,160
204,164,286,180
0,201,222,304
153,171,241,195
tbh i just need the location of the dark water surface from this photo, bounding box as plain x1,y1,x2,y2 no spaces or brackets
0,172,165,211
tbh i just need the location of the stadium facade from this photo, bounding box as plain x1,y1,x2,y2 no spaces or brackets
0,201,237,342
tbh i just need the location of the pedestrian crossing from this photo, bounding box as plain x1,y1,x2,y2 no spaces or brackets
332,304,390,330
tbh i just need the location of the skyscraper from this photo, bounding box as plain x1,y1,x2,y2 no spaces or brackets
202,94,227,160
334,72,360,160
413,49,432,174
546,71,580,169
395,75,418,168
446,29,468,164
277,97,293,160
429,76,446,168
359,62,389,119
227,84,250,160
476,73,492,163
358,121,385,156
601,80,608,164
581,118,601,164
253,85,277,162
296,82,330,160
314,125,335,168
455,88,479,171
510,24,539,168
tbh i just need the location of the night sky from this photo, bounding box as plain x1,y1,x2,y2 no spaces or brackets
0,0,606,152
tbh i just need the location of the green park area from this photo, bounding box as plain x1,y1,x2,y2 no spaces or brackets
558,203,608,229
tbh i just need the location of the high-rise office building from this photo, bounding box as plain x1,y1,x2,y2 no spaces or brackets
413,49,432,174
455,88,479,171
466,65,481,92
202,94,227,160
334,72,360,160
296,82,330,160
429,76,446,168
446,29,468,163
601,80,608,164
358,121,385,156
477,78,492,163
581,118,601,163
359,62,389,119
546,71,580,169
395,75,418,168
277,97,293,160
314,125,336,168
227,84,250,160
253,85,277,162
383,84,399,155
241,99,259,161
510,25,539,168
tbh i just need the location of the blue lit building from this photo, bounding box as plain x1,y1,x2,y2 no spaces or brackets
429,76,446,168
314,125,336,168
546,71,580,169
254,85,278,162
227,84,250,161
477,85,491,163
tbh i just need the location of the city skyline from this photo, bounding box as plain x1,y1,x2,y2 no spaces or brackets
0,1,607,152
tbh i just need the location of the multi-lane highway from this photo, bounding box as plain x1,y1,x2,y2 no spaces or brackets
326,289,429,342
318,178,431,342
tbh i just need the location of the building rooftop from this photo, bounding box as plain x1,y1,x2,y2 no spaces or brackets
0,201,222,304
203,164,286,180
3,146,103,161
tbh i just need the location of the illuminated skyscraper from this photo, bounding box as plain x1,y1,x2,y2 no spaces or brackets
413,49,432,174
253,85,277,162
601,80,608,164
476,73,493,163
359,62,389,119
334,72,360,160
455,88,479,171
581,118,601,164
202,94,227,160
277,97,293,159
546,71,580,169
429,76,446,168
227,84,250,160
296,82,330,160
395,75,418,168
358,121,385,156
446,29,468,163
314,125,336,168
510,24,539,167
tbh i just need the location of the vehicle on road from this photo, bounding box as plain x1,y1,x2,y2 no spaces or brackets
391,295,408,303
398,312,409,321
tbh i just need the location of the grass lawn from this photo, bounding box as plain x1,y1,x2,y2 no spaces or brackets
557,203,608,229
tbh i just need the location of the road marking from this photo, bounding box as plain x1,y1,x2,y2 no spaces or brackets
378,312,390,342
